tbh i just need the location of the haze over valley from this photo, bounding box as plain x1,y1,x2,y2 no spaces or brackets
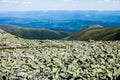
0,11,120,33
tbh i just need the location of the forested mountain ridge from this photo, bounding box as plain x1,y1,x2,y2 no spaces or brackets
0,24,71,40
66,25,120,41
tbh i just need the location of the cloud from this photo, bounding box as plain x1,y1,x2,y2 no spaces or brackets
63,0,73,2
97,0,120,3
99,0,117,1
0,0,15,3
63,0,80,2
0,0,32,5
23,1,32,4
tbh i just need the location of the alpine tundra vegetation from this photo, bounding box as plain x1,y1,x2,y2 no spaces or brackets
0,29,120,80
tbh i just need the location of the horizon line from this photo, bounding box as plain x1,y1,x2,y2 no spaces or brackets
0,10,120,12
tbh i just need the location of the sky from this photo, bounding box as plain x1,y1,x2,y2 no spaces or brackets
0,0,120,11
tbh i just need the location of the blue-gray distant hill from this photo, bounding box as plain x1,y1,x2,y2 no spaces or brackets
0,24,71,40
0,11,120,33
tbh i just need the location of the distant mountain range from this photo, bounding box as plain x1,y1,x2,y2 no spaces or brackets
66,25,120,41
0,24,70,40
0,11,120,33
0,24,120,41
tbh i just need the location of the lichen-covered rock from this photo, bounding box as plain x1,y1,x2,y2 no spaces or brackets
0,29,120,80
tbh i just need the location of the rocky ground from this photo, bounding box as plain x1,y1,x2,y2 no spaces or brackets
0,29,120,80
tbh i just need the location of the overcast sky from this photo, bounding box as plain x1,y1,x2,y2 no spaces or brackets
0,0,120,11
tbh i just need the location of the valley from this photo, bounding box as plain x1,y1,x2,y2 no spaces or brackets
0,11,120,33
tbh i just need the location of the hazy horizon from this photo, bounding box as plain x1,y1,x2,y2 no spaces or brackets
0,0,120,11
0,10,120,12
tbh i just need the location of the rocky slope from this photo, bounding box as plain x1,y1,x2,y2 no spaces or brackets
0,24,70,40
66,25,120,41
0,29,120,80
